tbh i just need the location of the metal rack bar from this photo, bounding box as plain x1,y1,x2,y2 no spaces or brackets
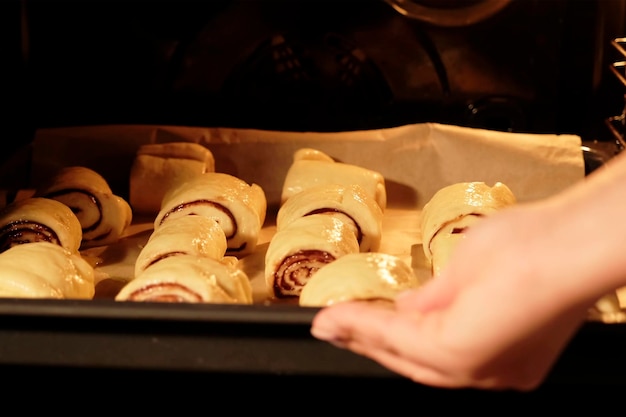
606,38,626,151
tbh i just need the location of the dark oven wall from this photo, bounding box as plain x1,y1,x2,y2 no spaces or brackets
3,0,625,153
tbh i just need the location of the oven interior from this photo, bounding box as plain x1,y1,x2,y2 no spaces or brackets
4,0,626,149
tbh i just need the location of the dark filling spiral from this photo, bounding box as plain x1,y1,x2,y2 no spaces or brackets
143,251,186,270
273,249,335,299
43,188,113,243
0,220,61,253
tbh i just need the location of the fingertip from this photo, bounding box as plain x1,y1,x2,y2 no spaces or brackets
310,305,344,345
310,301,371,343
310,324,346,347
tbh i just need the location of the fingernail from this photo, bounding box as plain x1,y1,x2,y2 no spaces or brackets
310,326,348,348
310,325,335,341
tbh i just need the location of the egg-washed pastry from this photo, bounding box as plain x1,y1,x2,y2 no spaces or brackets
0,197,83,253
0,241,95,299
280,148,387,211
421,181,516,276
265,214,360,299
115,254,253,304
154,172,267,257
299,252,419,307
34,166,132,249
129,142,215,215
276,183,383,253
134,214,227,277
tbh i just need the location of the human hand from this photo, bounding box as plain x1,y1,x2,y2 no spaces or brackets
311,203,597,391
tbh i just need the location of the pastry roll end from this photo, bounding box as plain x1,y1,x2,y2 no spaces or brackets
35,166,133,249
0,197,83,254
265,214,360,299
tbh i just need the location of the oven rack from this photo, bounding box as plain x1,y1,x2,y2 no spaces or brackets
607,37,626,151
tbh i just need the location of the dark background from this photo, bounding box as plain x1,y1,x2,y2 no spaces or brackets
3,0,626,157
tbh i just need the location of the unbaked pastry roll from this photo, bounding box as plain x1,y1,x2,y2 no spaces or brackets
129,142,215,215
0,241,95,299
0,197,83,253
154,172,267,257
35,166,133,249
134,214,227,277
276,183,383,252
421,181,516,276
265,214,360,299
280,149,387,211
299,252,419,307
115,254,253,304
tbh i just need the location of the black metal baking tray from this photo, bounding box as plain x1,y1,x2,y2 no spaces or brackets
0,136,624,416
0,297,398,377
0,296,625,381
1,296,626,417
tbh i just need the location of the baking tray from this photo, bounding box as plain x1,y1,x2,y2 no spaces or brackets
0,297,396,376
0,296,625,381
2,298,626,417
0,125,625,415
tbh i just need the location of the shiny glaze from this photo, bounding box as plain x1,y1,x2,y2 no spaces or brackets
0,220,60,253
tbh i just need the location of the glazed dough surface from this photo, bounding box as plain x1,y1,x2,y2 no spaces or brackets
0,241,95,299
134,215,227,277
421,182,516,263
155,172,267,256
276,183,383,253
281,152,387,211
299,252,420,307
116,254,252,304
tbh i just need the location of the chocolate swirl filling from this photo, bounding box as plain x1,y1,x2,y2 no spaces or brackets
273,249,336,298
0,220,61,253
42,188,112,242
143,251,186,271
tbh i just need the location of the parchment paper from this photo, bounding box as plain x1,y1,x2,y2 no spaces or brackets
30,122,584,209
